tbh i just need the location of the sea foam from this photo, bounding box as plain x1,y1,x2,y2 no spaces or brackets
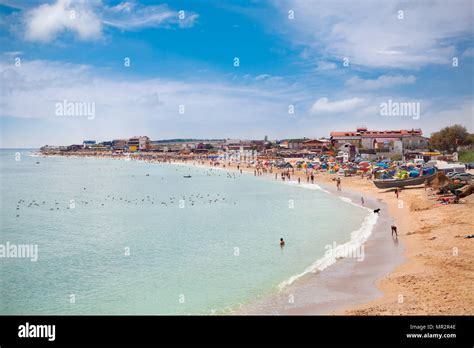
277,182,378,290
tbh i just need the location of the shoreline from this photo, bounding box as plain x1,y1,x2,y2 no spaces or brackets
313,171,474,315
31,151,474,315
236,181,403,315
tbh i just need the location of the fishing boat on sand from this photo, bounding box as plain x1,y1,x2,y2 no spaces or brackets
183,175,192,178
373,172,437,189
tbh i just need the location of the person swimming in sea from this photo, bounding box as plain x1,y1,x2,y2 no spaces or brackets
280,238,285,247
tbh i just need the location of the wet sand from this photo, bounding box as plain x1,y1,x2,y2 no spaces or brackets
237,182,404,314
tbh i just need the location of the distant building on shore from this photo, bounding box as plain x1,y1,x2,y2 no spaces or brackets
279,138,329,153
83,140,96,148
301,139,331,153
330,127,429,158
64,144,82,151
112,139,128,151
127,136,150,152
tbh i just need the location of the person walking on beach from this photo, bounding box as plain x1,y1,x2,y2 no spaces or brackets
275,173,278,180
395,188,399,199
391,225,398,238
336,177,341,191
298,177,301,184
310,174,314,184
280,238,285,247
361,196,364,205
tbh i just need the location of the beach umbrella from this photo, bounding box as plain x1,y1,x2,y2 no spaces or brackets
374,162,388,168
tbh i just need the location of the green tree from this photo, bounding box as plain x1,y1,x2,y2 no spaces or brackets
465,134,474,146
429,125,470,152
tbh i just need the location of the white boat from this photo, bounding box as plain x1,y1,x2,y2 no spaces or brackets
427,160,465,174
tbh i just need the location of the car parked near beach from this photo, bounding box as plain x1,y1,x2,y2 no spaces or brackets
451,173,473,181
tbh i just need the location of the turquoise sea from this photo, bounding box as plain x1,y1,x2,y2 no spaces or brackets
0,149,371,314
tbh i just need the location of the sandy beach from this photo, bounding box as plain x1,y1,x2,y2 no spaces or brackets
36,152,474,315
325,173,474,315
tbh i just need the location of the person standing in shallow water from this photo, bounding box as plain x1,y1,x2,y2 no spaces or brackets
280,238,285,247
391,225,398,238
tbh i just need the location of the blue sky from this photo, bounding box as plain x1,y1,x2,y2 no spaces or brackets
0,0,473,147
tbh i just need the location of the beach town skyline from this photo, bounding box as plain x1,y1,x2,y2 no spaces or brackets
32,124,468,160
4,123,469,148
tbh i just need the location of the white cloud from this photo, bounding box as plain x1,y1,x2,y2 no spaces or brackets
25,0,102,42
255,74,272,81
103,2,198,30
3,51,23,57
253,74,283,84
462,47,474,58
0,60,306,146
346,75,416,90
22,0,198,43
1,60,472,147
310,97,366,113
316,61,337,71
423,101,474,134
276,0,473,68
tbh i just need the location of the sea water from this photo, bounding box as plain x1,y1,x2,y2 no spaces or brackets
0,149,372,314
